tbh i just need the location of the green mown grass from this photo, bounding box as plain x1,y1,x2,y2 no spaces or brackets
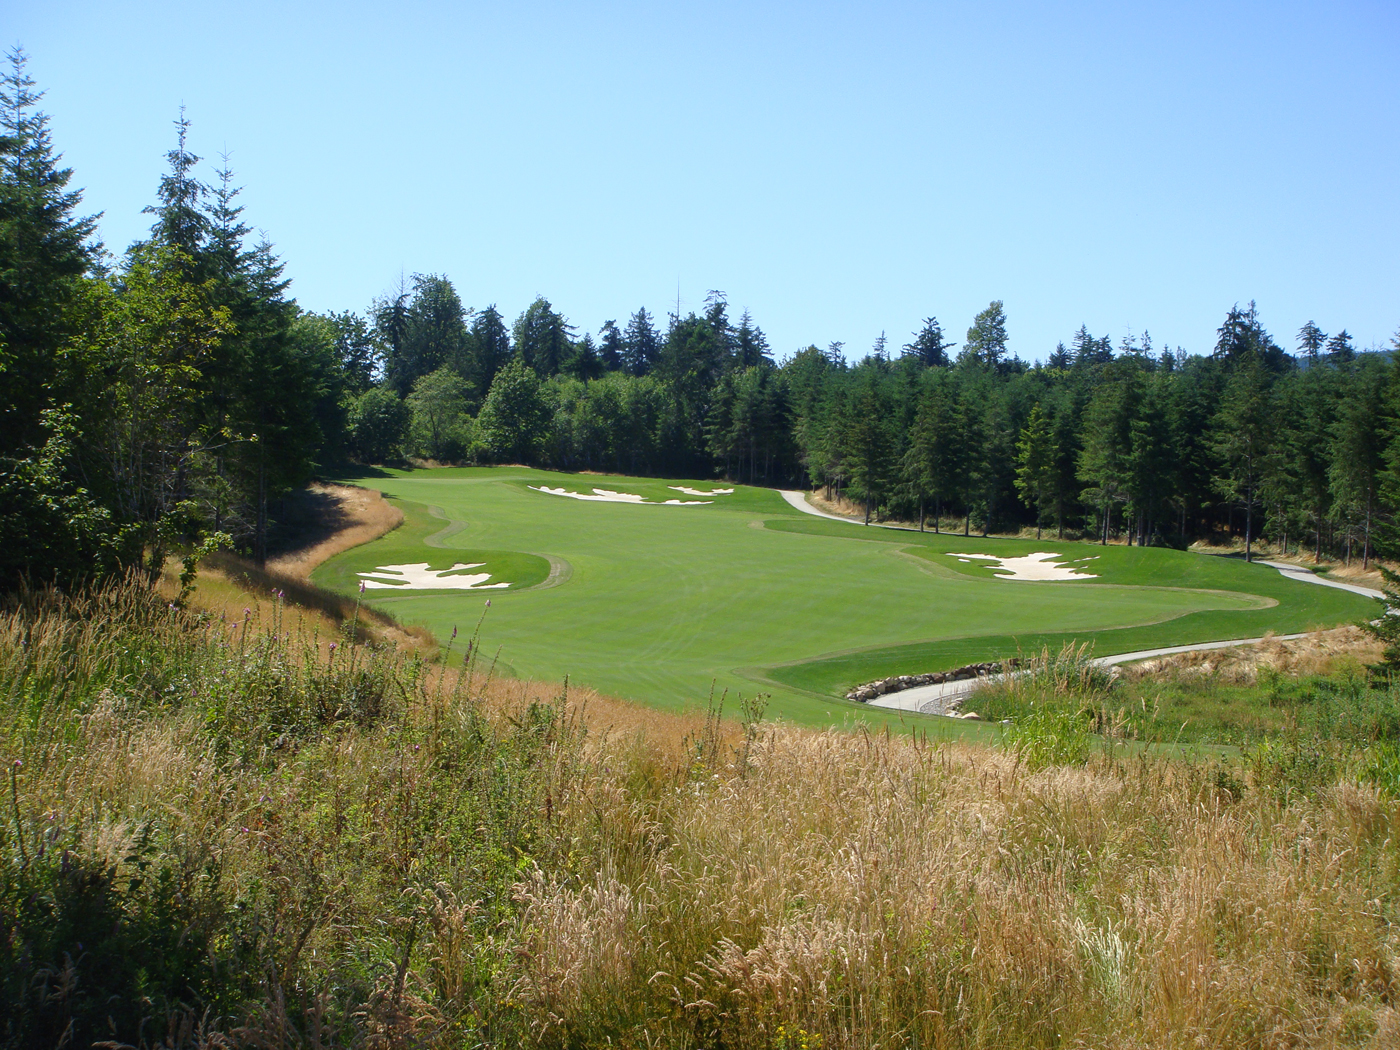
318,466,1376,726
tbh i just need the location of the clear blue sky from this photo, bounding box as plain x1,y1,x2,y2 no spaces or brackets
11,0,1399,362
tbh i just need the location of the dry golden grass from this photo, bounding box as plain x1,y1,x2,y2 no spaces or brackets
1122,627,1384,686
265,482,404,580
509,726,1400,1049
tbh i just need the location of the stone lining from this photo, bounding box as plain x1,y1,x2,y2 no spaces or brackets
846,659,1022,703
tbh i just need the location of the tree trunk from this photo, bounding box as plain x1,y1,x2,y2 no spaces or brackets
918,496,925,533
1364,494,1373,571
254,448,268,565
1244,489,1253,563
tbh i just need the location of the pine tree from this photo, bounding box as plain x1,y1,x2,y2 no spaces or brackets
735,310,771,368
383,274,470,394
1015,403,1057,539
845,371,893,524
1297,320,1326,360
623,307,660,376
1329,357,1386,567
0,47,102,456
470,305,511,394
1326,330,1356,364
902,317,954,367
1211,357,1273,561
598,319,625,371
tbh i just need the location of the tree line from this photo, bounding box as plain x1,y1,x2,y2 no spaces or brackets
3,49,1397,592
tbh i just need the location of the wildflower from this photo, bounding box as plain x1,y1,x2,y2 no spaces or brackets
451,626,458,640
12,759,20,769
485,599,491,608
329,642,338,651
359,580,366,594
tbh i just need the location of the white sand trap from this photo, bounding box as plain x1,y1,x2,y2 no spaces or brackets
358,563,511,590
529,485,711,505
668,485,734,496
946,552,1099,581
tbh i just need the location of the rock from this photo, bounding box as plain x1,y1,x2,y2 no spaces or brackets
961,711,983,721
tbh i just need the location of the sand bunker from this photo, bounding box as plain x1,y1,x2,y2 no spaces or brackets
358,563,511,590
947,552,1099,581
668,486,734,496
530,486,711,505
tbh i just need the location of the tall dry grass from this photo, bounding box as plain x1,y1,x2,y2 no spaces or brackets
3,580,1399,1048
512,727,1400,1048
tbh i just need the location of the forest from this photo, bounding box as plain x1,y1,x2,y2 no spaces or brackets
4,47,1397,594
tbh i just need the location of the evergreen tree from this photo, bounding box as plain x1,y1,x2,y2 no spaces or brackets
1297,320,1326,360
623,307,661,376
1078,366,1135,543
383,273,470,395
511,296,572,377
1211,357,1273,561
1071,325,1113,368
470,304,511,395
845,370,894,524
1015,402,1057,539
1329,357,1386,567
735,309,771,369
567,332,604,381
903,317,954,367
141,109,208,270
598,319,625,371
1214,301,1290,371
0,47,102,457
1326,330,1356,364
323,310,381,395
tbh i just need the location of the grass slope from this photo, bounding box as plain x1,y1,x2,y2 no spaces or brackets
319,466,1376,726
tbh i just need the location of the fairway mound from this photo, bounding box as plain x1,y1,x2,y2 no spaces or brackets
948,551,1099,581
358,562,511,590
529,485,711,505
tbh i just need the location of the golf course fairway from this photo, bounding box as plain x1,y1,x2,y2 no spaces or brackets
316,466,1377,727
